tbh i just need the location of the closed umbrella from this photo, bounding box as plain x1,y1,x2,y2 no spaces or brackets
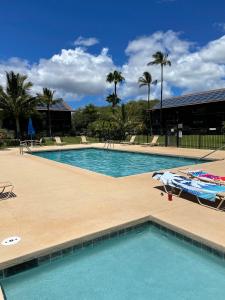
28,117,35,145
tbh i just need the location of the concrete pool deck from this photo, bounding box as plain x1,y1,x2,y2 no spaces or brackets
0,143,225,271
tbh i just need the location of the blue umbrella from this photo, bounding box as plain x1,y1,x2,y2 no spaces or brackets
28,117,35,140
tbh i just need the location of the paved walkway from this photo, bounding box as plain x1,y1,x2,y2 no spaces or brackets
0,144,225,269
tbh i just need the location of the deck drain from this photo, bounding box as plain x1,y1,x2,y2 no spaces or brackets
1,236,21,246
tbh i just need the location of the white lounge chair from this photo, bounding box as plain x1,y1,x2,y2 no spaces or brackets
120,135,136,145
153,171,225,210
142,135,159,146
0,182,14,200
54,136,66,146
80,135,90,144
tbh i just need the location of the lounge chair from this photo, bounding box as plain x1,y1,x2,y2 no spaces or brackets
54,136,66,146
182,170,225,185
0,182,14,200
80,135,90,144
120,135,136,145
152,171,225,210
142,135,159,146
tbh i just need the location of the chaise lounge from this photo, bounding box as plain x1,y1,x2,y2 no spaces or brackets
80,135,90,144
153,171,225,210
0,182,14,200
120,135,136,145
54,136,66,146
141,135,159,146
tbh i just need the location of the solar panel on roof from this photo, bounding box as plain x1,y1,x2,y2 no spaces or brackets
153,88,225,110
36,101,71,111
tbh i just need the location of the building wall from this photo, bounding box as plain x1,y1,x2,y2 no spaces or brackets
151,101,225,133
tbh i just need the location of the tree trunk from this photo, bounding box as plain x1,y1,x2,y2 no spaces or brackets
160,64,163,135
15,116,21,139
47,105,52,137
148,84,152,137
114,82,117,97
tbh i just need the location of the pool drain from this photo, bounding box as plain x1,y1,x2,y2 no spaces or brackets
1,236,21,246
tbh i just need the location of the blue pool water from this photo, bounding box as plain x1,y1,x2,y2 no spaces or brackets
32,148,200,177
2,224,225,300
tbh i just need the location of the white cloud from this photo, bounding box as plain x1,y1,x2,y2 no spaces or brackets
0,31,225,103
74,36,99,47
0,47,115,100
120,31,225,99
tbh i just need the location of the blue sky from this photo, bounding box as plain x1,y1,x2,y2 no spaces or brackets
0,0,225,108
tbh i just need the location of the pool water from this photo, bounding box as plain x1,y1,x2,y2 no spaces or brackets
2,224,225,300
32,148,200,177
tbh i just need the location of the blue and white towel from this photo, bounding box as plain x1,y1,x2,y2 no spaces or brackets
152,171,225,202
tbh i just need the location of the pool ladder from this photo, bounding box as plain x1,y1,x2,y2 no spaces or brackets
19,141,32,155
103,140,114,150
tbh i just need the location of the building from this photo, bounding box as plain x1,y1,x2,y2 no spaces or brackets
36,102,73,135
151,88,225,134
1,101,73,137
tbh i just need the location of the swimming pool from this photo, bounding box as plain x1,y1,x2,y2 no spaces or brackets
1,222,225,300
32,148,201,177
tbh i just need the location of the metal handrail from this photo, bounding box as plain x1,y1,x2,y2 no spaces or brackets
0,283,7,300
19,141,32,155
198,144,225,161
103,140,114,150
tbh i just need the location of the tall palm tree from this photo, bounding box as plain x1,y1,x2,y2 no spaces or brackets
138,72,157,140
0,71,36,138
148,51,171,134
106,93,121,113
106,70,125,97
37,88,62,137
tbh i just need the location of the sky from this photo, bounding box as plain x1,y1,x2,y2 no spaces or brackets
0,0,225,108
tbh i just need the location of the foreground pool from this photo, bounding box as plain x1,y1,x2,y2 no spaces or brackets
1,223,225,300
31,148,201,177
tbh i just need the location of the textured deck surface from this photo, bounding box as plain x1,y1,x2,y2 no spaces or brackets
0,144,225,269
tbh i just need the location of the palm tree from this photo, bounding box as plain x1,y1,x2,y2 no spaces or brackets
106,70,125,97
106,93,121,112
148,51,171,134
37,88,62,137
0,71,36,138
138,72,157,139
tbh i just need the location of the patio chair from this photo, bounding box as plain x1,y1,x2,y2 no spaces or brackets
80,135,90,144
120,135,136,145
33,138,43,146
54,136,66,146
152,171,225,210
0,182,14,200
141,135,159,146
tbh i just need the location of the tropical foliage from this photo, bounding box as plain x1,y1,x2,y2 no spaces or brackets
0,71,37,137
106,70,125,111
72,99,158,140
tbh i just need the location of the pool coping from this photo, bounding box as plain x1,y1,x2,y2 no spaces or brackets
28,146,215,179
30,145,217,162
1,215,225,280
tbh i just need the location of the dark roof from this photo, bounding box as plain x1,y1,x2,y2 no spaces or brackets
152,88,225,110
37,101,72,112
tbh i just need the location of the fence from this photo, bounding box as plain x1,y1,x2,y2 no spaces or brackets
124,134,225,150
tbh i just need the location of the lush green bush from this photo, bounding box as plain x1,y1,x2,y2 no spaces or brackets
0,138,20,148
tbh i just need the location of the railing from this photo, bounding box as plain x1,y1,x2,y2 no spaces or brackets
103,140,114,149
0,283,7,300
19,141,32,155
198,143,225,161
